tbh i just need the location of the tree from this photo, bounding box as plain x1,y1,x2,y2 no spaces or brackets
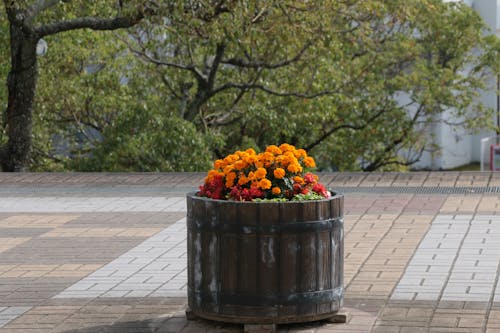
0,1,150,171
120,0,498,171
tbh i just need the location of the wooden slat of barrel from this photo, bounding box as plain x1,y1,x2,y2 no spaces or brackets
239,234,257,294
278,233,298,318
220,234,238,294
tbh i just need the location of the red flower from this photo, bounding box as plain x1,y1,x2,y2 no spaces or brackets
198,175,225,199
304,172,316,184
228,186,264,201
312,183,330,198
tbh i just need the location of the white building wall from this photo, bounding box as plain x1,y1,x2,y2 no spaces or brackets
413,0,499,170
468,0,499,164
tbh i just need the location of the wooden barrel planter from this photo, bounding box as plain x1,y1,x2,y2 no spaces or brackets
186,192,344,324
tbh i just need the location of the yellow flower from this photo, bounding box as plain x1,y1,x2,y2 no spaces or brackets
303,156,316,168
273,168,285,179
254,167,267,179
259,178,272,190
272,187,281,195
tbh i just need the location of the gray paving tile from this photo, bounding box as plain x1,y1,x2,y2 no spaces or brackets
0,306,31,328
392,214,500,302
55,219,187,299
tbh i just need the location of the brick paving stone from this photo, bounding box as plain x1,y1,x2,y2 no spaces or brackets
359,172,399,187
55,218,187,299
328,172,366,187
391,172,428,187
0,307,31,329
0,197,186,213
440,196,481,213
455,172,491,187
0,239,31,255
0,215,78,228
39,227,163,238
423,172,460,187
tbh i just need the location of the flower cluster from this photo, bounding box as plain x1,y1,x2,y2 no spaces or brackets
198,144,331,201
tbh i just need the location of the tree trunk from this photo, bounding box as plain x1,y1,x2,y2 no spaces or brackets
1,24,38,172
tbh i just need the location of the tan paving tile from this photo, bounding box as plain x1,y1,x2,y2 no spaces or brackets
330,173,366,187
39,227,162,238
346,214,432,298
0,215,78,228
392,172,428,187
477,196,500,212
423,172,460,187
0,238,31,254
0,264,102,278
359,172,399,187
440,196,481,213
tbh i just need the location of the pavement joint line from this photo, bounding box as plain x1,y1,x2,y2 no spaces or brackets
54,218,188,299
482,240,500,332
0,306,32,328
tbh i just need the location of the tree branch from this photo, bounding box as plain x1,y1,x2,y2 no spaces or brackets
212,82,336,98
364,145,425,171
118,33,207,83
36,14,143,37
207,43,225,88
221,40,313,69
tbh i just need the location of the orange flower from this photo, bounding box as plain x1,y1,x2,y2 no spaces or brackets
254,167,267,179
294,149,307,158
214,159,225,170
234,160,247,170
205,169,222,182
225,172,237,188
273,168,285,179
259,178,272,190
272,187,281,195
303,156,316,168
266,145,282,155
238,175,250,186
245,148,256,155
293,176,304,184
279,143,295,152
223,165,233,175
260,152,275,167
287,162,302,173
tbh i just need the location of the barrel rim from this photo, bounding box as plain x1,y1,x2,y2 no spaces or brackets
186,190,343,204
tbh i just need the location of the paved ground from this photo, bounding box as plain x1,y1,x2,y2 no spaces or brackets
0,172,499,333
